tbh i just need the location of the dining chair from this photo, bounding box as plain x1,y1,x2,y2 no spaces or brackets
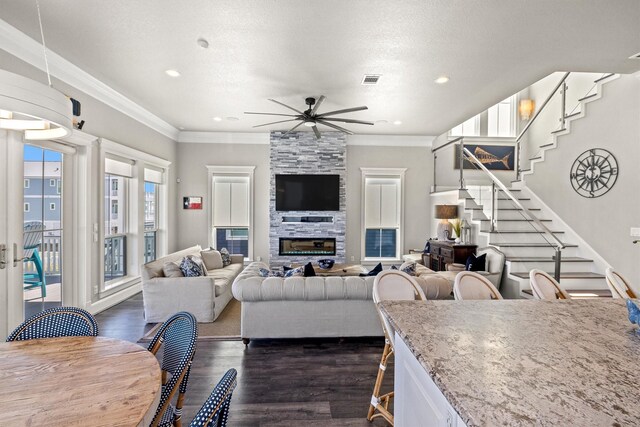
189,369,238,427
453,271,503,300
23,221,47,300
368,270,426,426
529,269,570,300
6,306,98,342
148,312,198,427
605,267,637,299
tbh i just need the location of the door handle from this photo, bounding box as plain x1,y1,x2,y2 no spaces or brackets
0,244,6,269
13,243,28,267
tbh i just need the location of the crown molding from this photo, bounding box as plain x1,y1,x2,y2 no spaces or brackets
178,131,270,144
0,18,179,140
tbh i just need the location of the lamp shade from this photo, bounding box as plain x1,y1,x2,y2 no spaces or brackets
435,204,458,219
518,99,535,120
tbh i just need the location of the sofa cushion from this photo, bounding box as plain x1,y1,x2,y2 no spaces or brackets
201,249,223,270
163,262,184,278
180,256,205,277
220,248,231,267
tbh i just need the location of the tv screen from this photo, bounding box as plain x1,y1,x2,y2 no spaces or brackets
276,174,340,211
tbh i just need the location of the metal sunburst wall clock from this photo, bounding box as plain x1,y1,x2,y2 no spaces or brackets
569,148,618,198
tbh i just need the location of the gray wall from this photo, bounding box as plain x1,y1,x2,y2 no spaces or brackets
0,49,179,251
176,140,433,264
525,74,640,281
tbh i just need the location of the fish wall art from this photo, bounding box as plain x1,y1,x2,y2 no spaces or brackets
454,144,516,171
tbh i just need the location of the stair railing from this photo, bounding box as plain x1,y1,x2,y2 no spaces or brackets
462,146,566,281
515,72,570,180
431,136,463,192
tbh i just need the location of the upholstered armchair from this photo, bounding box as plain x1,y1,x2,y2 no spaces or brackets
441,246,506,289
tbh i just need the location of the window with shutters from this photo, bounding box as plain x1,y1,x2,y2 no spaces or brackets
208,166,255,260
361,168,406,261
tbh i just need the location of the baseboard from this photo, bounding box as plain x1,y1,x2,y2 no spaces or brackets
85,283,142,315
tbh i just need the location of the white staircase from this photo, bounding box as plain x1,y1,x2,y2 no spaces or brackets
458,186,609,298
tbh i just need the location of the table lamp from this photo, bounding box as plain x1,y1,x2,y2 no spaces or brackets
435,205,458,241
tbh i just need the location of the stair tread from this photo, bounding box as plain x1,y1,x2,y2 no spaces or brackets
511,271,604,279
490,242,578,247
540,142,554,148
529,156,542,161
480,219,552,222
594,73,616,83
564,111,581,119
507,256,593,262
465,197,531,201
480,230,564,234
551,128,566,134
468,207,541,211
578,93,598,102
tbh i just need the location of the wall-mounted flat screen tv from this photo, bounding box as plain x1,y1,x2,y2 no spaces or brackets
275,174,340,211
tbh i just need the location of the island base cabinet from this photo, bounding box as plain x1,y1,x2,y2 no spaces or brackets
395,333,466,427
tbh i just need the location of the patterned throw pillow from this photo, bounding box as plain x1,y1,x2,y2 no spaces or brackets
180,256,204,277
220,248,231,267
258,268,284,278
401,262,416,276
284,266,304,277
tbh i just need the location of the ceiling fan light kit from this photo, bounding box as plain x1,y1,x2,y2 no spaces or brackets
245,95,373,139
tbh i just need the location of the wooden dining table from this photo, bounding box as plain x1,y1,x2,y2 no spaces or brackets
0,336,162,427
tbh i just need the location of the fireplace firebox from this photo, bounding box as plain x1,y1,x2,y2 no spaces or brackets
279,238,336,256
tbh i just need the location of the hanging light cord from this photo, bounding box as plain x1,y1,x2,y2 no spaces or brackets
36,0,52,87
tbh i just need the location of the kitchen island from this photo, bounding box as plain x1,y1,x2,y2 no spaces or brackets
379,299,640,426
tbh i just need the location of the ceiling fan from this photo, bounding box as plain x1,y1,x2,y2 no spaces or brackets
245,96,373,139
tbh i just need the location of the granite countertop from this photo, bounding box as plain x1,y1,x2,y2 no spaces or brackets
380,299,640,427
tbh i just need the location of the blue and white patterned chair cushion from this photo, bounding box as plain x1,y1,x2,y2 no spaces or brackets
147,312,198,427
180,256,205,277
189,369,238,427
6,306,98,342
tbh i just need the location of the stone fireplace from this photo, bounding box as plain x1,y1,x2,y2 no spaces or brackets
269,131,346,265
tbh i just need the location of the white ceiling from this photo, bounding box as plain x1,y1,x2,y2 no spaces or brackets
1,0,638,137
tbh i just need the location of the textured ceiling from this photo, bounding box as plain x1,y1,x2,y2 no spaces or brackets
1,0,638,136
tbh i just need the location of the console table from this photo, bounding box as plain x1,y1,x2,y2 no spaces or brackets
424,240,476,271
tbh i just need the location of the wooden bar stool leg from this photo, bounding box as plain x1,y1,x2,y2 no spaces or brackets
367,340,394,425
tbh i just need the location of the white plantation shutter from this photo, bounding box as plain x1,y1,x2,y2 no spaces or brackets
213,176,250,227
365,178,400,228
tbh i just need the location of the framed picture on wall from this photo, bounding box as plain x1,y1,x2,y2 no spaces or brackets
454,144,516,171
183,196,203,209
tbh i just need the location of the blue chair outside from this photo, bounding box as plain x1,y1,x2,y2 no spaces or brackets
148,312,198,427
23,222,47,300
6,306,98,341
189,369,238,427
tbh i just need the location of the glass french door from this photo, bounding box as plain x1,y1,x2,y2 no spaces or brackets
22,145,68,318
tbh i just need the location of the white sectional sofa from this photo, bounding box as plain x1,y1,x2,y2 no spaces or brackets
141,245,244,323
232,261,452,342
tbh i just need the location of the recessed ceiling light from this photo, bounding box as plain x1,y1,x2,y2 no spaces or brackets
165,69,181,77
197,38,209,49
434,76,449,84
375,120,388,124
393,120,402,125
213,117,222,122
226,117,239,121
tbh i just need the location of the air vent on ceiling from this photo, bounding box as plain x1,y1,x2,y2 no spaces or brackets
629,52,640,59
361,74,381,85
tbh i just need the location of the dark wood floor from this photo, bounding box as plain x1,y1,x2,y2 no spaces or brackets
95,293,392,426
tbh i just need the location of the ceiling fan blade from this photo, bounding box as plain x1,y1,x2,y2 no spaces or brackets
268,98,304,115
282,121,305,136
252,119,298,128
316,119,354,135
312,125,321,139
310,95,326,115
317,106,368,117
320,117,374,125
244,112,299,117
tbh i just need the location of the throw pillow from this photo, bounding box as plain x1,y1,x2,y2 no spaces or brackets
390,265,398,270
284,266,304,277
258,268,285,278
201,249,223,270
162,262,184,278
180,256,204,277
360,262,383,277
465,253,487,272
401,262,417,276
303,262,316,277
220,248,232,267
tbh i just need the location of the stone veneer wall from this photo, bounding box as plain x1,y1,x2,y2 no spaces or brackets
269,131,347,265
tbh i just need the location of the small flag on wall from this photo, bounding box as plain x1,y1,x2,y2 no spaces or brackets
183,196,203,210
